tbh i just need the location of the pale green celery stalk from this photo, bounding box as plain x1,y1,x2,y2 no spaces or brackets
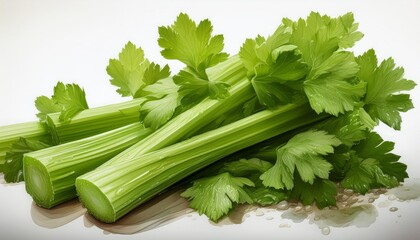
100,55,250,167
23,122,152,208
22,55,247,207
46,98,145,144
76,102,325,223
0,121,50,168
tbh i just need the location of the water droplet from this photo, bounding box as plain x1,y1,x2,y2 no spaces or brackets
388,195,397,201
389,207,398,212
277,201,289,210
397,214,402,218
294,206,303,212
314,216,320,221
368,198,375,203
254,209,264,217
278,223,291,228
321,227,331,235
266,216,274,220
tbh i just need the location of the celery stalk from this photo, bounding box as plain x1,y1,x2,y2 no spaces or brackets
100,55,249,167
23,122,152,208
46,98,144,144
0,121,49,167
23,55,247,207
76,103,325,223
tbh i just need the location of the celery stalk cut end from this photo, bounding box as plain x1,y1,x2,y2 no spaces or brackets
76,178,115,223
23,155,54,208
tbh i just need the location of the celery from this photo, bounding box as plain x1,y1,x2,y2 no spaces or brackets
0,121,49,168
101,56,250,167
76,103,324,223
46,98,144,144
23,122,152,208
23,54,247,206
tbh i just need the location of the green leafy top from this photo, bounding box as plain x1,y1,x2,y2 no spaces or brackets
107,41,170,98
35,82,89,123
159,13,230,103
180,12,414,223
158,13,228,76
284,12,363,68
340,132,407,194
356,49,416,130
303,51,366,116
239,12,366,115
260,130,341,190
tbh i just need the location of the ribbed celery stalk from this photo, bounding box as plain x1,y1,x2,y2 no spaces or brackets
46,98,145,144
100,55,250,167
23,122,152,208
0,121,50,168
22,55,247,207
76,103,325,223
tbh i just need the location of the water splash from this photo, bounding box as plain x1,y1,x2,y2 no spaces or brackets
387,179,420,201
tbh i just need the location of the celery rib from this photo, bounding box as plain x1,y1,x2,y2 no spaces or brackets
100,55,249,167
46,98,145,144
0,121,49,165
76,103,325,223
23,122,152,208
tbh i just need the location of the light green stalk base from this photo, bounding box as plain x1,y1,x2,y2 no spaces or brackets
24,123,152,208
0,121,49,167
46,98,144,144
76,103,325,223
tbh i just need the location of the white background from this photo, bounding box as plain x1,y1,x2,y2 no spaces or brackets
0,0,419,239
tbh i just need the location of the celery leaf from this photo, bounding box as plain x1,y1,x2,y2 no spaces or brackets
53,82,89,122
352,132,407,182
181,172,254,222
304,51,366,116
107,42,170,98
356,49,416,130
35,82,89,123
139,78,181,130
286,12,363,69
341,132,404,193
290,177,337,208
159,13,230,102
260,130,341,189
35,96,62,123
3,138,50,183
158,13,228,75
317,108,376,146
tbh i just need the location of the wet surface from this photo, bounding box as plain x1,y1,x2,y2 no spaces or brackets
31,199,86,228
30,178,420,236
